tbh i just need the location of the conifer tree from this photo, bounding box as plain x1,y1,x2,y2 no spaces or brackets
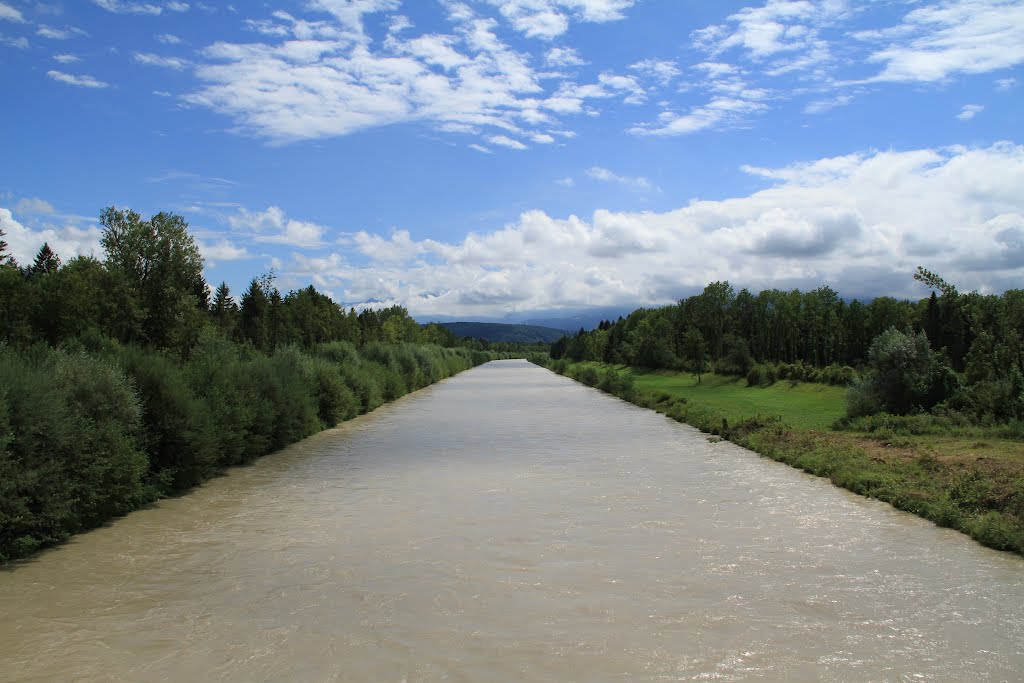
30,242,61,275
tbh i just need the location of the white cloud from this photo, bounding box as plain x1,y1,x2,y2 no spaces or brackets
865,0,1024,83
183,3,645,146
556,176,574,186
630,96,767,137
92,0,164,15
15,198,56,215
52,53,80,63
0,34,28,48
0,207,103,265
629,58,680,85
957,103,984,121
197,238,250,262
47,70,110,88
0,3,25,22
156,33,182,44
585,166,656,192
693,0,843,69
996,76,1017,91
134,51,189,69
488,134,528,149
228,206,327,248
269,143,1024,317
679,0,1024,134
545,46,585,67
486,0,636,39
469,143,492,153
804,93,852,114
36,25,87,40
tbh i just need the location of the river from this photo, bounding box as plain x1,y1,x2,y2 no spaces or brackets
1,360,1022,681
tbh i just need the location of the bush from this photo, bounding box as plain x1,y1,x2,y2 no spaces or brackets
0,346,148,561
117,346,217,493
574,365,601,387
847,328,943,417
307,355,360,427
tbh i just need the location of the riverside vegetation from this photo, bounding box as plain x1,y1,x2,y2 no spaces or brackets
534,273,1024,555
0,211,500,563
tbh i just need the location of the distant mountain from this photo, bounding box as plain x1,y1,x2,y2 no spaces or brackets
519,306,636,333
417,305,640,333
438,322,569,343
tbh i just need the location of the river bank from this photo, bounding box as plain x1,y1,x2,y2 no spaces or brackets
0,340,501,564
534,359,1024,555
4,360,1023,681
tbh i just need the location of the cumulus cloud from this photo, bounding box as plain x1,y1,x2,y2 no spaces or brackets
486,0,636,39
629,58,680,85
265,143,1024,316
197,238,250,263
0,207,103,265
227,206,327,248
15,197,56,215
545,46,585,67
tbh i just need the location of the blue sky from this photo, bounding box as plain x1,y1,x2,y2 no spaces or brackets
1,0,1023,319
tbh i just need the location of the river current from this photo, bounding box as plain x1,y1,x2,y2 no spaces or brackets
1,360,1022,681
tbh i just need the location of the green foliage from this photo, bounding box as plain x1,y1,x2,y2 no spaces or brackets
0,206,505,563
438,322,567,344
29,243,60,276
0,337,492,563
846,328,945,417
0,346,147,561
116,345,217,493
99,207,206,351
681,327,708,381
551,357,1024,556
914,266,958,298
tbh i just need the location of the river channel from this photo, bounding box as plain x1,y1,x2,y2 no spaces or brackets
1,360,1022,681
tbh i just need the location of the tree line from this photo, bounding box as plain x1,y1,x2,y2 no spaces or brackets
549,274,1024,424
0,209,495,562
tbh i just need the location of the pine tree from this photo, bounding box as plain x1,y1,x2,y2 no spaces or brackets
30,242,61,275
0,227,9,265
211,281,238,333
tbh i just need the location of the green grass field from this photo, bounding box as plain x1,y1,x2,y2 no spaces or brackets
550,360,1024,554
577,364,847,430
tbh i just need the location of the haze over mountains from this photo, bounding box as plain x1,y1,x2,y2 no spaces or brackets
437,322,568,344
420,306,635,334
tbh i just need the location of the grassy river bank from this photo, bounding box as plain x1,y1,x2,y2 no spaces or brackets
534,359,1024,556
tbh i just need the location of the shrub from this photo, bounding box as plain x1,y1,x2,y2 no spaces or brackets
847,328,942,417
117,346,217,493
0,346,148,561
307,355,360,427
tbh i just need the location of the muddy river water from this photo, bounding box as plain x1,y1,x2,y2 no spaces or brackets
1,360,1022,681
